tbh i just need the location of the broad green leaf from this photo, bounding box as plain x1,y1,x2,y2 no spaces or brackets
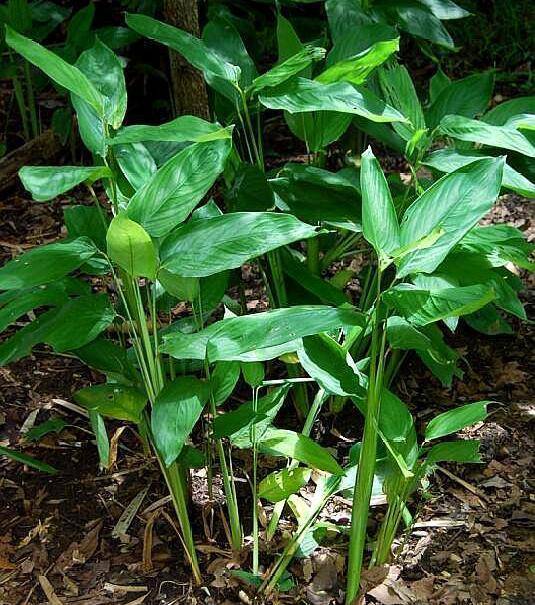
429,69,451,103
418,0,470,20
482,96,535,125
317,37,399,86
110,115,231,146
247,46,326,96
383,283,495,326
88,410,110,469
298,334,365,398
151,376,209,466
459,225,534,271
327,23,398,65
422,149,535,198
43,293,115,352
465,305,513,336
106,214,157,279
241,361,265,388
203,16,256,88
161,305,365,362
379,2,454,49
416,324,463,386
5,26,104,115
258,468,311,502
271,164,362,231
227,164,275,212
361,147,400,257
0,444,57,474
397,157,504,277
125,13,240,94
0,237,97,290
75,39,127,129
64,208,109,274
74,384,148,423
259,428,343,475
74,338,139,382
426,71,494,128
126,138,231,237
19,166,111,202
386,316,432,350
439,115,535,157
159,212,318,278
158,272,199,302
326,0,371,43
210,361,240,405
0,308,57,365
114,142,157,191
378,64,426,144
259,78,408,124
213,385,290,444
425,401,489,441
71,92,106,156
0,280,82,332
425,440,481,465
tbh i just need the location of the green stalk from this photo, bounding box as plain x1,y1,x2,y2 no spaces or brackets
307,236,321,275
23,60,38,138
345,270,386,604
251,386,259,575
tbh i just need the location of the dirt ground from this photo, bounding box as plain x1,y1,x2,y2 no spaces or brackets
0,181,533,604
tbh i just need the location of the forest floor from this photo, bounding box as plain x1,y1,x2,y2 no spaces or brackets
0,178,534,605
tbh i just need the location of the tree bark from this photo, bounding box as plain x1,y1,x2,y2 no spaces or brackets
163,0,210,119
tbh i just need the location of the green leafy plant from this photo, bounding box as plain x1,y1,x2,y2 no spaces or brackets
1,4,533,602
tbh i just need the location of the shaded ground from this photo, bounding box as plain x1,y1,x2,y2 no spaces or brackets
0,183,533,604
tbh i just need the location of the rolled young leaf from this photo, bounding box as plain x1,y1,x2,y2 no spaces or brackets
19,166,112,202
5,26,104,115
159,212,318,278
360,147,400,258
106,214,158,279
151,376,210,466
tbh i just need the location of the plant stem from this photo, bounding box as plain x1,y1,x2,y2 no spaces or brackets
23,60,38,138
251,386,259,575
307,236,321,275
345,268,386,604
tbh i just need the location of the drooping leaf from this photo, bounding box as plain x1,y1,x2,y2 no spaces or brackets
5,26,104,115
439,115,535,157
151,376,210,466
422,149,535,198
396,157,504,277
0,238,97,290
74,338,139,382
259,77,407,124
241,361,265,388
43,293,115,352
159,212,318,278
386,316,432,350
110,115,231,146
125,13,241,98
161,305,365,362
247,46,326,96
482,96,535,126
126,138,231,237
383,283,495,326
425,401,489,441
19,166,111,202
425,439,481,465
258,467,311,502
210,361,241,405
106,214,158,279
259,428,343,475
74,384,148,423
360,147,400,258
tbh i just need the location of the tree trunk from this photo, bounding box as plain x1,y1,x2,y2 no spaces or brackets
163,0,210,119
